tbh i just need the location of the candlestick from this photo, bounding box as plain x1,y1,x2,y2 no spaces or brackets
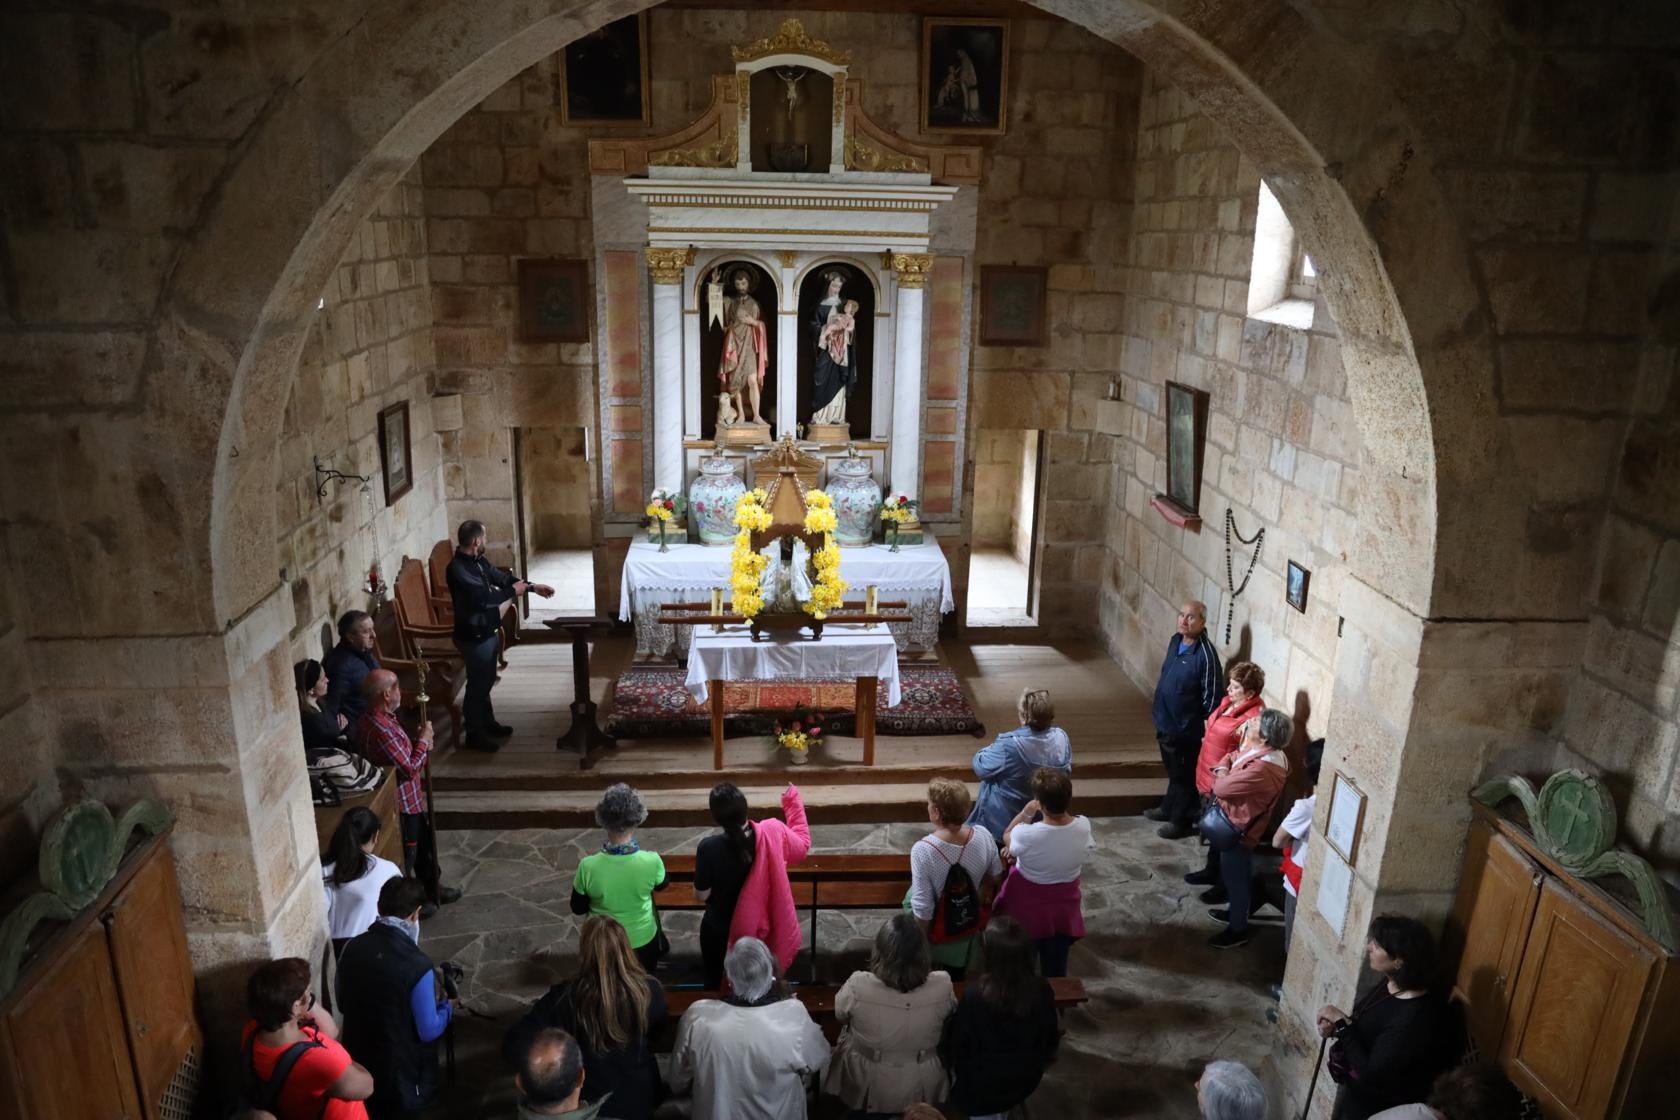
866,585,878,614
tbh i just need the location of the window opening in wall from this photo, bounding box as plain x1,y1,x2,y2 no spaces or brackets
517,426,597,622
1247,180,1317,330
966,428,1043,629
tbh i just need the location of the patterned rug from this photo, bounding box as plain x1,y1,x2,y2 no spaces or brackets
603,664,986,740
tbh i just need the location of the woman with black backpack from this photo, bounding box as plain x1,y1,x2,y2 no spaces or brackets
941,916,1061,1119
908,777,1002,980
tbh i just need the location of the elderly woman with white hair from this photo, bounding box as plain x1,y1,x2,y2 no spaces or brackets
1198,1060,1268,1120
669,937,830,1120
1198,707,1293,950
571,782,669,971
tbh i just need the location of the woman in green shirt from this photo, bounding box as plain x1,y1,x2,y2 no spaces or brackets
571,783,668,971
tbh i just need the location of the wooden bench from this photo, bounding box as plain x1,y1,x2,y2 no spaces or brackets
658,853,912,975
652,976,1089,1049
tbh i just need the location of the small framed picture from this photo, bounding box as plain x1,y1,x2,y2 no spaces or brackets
922,17,1009,135
377,401,413,506
1286,560,1311,613
1163,380,1210,517
1324,772,1366,865
978,265,1046,346
518,258,591,343
559,12,651,126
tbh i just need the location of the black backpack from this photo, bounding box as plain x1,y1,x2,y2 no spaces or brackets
239,1030,325,1118
922,832,990,944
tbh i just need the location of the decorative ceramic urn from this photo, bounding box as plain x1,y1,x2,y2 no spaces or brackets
689,454,747,546
827,454,880,547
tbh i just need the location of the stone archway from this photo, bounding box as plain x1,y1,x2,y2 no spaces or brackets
158,0,1498,1110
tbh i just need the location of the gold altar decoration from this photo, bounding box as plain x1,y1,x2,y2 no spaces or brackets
845,137,927,174
646,245,696,283
732,18,852,66
887,252,935,289
752,433,822,492
649,130,738,169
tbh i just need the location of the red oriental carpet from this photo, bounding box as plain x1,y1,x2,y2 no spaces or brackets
603,664,986,740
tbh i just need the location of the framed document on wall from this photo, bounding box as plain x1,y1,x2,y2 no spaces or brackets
1324,772,1367,865
378,401,413,506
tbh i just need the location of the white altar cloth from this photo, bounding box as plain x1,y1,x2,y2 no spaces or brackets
619,535,953,656
684,623,902,708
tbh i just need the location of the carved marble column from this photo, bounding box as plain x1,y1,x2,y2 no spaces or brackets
887,253,932,497
647,246,693,493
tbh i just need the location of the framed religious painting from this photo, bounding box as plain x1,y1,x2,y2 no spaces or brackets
517,258,590,343
1324,772,1367,865
377,401,412,506
1286,560,1311,613
921,17,1010,136
559,12,651,126
978,265,1046,346
1161,380,1210,522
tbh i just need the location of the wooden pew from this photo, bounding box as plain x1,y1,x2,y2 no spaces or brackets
657,853,913,973
651,976,1089,1049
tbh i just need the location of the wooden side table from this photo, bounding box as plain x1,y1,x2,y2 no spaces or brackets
543,616,618,769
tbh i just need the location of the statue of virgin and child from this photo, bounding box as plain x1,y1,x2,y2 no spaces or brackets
809,268,859,428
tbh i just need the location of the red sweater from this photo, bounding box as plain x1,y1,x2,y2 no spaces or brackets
1212,746,1290,848
1195,694,1263,797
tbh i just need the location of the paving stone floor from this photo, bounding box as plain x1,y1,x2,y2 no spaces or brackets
414,816,1284,1118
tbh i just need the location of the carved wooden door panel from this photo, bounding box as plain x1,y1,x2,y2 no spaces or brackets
105,846,201,1119
1501,879,1654,1119
1449,821,1542,1056
3,920,141,1119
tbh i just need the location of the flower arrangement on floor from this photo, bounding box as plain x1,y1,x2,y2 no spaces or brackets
645,488,685,551
880,492,918,551
729,487,773,621
802,490,848,619
772,704,825,764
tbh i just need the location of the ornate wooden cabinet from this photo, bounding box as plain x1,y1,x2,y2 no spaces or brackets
0,802,201,1120
1447,806,1680,1119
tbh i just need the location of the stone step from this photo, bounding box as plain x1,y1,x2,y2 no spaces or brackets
433,777,1166,829
431,754,1162,791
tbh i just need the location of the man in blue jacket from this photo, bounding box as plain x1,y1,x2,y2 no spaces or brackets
1146,600,1223,839
446,520,553,752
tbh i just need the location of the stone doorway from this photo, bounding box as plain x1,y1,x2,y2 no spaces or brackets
968,428,1043,628
516,426,596,620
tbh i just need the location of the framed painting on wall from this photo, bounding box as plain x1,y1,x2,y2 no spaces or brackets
921,17,1009,136
1286,560,1311,613
378,401,413,506
559,12,651,126
978,265,1046,346
1160,380,1210,524
1324,772,1367,865
518,258,591,343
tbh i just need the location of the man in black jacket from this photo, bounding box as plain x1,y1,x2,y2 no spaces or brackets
446,520,554,751
337,878,454,1119
322,610,379,734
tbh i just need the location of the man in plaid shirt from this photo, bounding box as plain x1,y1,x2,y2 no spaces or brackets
354,669,461,910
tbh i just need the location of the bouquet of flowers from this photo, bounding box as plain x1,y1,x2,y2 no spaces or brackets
645,488,684,522
880,493,918,525
772,705,825,762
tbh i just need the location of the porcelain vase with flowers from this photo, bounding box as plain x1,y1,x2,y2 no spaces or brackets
826,455,880,547
773,705,825,765
689,455,747,546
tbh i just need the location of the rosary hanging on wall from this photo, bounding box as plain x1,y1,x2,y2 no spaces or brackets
1223,509,1264,645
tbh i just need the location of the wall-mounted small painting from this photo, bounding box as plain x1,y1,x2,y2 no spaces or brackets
378,401,412,506
978,265,1046,347
921,17,1009,136
1286,559,1311,613
518,258,591,343
1162,380,1210,522
559,12,651,126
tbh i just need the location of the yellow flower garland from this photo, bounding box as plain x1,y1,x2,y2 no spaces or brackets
725,487,848,623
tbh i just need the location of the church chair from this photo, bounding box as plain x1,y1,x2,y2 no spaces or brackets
393,557,462,664
373,603,465,750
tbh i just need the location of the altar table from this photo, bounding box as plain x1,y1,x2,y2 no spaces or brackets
620,535,954,657
684,623,901,768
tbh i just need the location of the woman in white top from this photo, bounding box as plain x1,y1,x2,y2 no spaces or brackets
995,768,1093,976
908,777,1003,980
320,806,402,952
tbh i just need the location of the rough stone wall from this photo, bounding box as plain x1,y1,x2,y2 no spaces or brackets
973,428,1025,549
276,167,448,662
1096,73,1356,736
420,62,598,575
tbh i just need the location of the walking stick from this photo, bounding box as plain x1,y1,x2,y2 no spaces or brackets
416,654,444,905
1301,1034,1328,1120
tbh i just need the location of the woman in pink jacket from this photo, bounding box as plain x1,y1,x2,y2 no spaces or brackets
706,783,810,980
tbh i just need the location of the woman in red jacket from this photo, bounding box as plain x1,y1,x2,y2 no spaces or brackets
1200,708,1292,949
1184,662,1265,902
